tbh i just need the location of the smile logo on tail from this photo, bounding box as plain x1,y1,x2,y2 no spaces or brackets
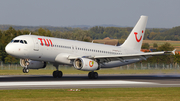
134,30,143,42
89,61,94,67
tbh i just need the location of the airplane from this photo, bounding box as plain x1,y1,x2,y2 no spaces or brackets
5,15,175,79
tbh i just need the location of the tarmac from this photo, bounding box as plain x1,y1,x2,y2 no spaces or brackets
0,74,180,89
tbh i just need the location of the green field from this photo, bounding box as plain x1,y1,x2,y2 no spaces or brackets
0,88,180,101
0,68,180,75
143,40,180,50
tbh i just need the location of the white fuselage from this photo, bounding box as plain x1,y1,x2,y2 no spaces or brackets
5,35,143,68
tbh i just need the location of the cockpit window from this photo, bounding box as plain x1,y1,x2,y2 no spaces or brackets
14,40,19,43
24,40,27,44
20,40,24,44
11,40,28,44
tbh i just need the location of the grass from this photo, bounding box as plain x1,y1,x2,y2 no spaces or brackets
143,40,180,50
0,68,180,75
0,88,180,101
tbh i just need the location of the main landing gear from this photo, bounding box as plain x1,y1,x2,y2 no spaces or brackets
53,70,63,78
52,64,63,78
22,68,29,73
88,71,98,79
52,64,98,79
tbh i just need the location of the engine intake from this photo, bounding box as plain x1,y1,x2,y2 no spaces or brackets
20,59,46,69
74,58,99,71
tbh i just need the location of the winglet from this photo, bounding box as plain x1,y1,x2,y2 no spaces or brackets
164,49,176,55
172,49,176,55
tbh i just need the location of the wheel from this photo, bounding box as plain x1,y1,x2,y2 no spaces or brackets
23,68,29,73
88,72,93,79
57,71,63,78
22,68,26,73
53,71,58,78
25,69,29,73
93,72,98,79
88,72,98,79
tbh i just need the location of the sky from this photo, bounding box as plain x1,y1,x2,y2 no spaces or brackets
0,0,179,28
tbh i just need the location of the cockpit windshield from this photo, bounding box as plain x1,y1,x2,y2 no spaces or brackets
24,40,27,44
14,40,19,43
20,40,23,43
11,40,28,44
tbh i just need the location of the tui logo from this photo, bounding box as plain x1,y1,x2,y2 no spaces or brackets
134,30,143,42
38,38,53,47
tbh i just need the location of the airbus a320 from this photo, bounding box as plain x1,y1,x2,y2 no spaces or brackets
5,16,174,79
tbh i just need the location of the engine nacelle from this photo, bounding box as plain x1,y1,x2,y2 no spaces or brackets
73,58,99,71
20,59,46,69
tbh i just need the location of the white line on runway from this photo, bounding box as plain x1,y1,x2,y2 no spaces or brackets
0,76,9,77
0,80,157,87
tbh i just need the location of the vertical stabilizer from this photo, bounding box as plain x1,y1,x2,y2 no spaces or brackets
121,16,148,51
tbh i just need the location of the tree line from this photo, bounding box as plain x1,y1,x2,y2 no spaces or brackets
89,26,180,40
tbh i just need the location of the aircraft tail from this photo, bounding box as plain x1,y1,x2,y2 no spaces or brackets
121,15,148,51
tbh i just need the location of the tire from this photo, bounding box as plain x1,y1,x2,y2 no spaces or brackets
57,71,63,78
25,69,29,73
53,71,58,78
93,72,98,79
22,68,26,73
88,72,92,79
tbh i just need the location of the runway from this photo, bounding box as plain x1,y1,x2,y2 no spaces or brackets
0,74,180,89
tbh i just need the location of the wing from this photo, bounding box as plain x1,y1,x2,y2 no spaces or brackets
68,50,175,63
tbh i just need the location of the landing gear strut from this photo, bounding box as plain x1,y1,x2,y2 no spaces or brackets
88,72,98,79
22,68,29,73
22,59,29,73
52,64,63,78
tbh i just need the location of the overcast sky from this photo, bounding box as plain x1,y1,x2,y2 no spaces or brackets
0,0,179,28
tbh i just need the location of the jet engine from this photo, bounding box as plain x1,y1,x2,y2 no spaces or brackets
73,58,99,71
20,59,46,69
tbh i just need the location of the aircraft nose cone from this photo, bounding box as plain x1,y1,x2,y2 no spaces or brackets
5,44,13,55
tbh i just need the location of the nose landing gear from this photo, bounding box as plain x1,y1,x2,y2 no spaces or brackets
21,59,29,73
22,68,29,73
